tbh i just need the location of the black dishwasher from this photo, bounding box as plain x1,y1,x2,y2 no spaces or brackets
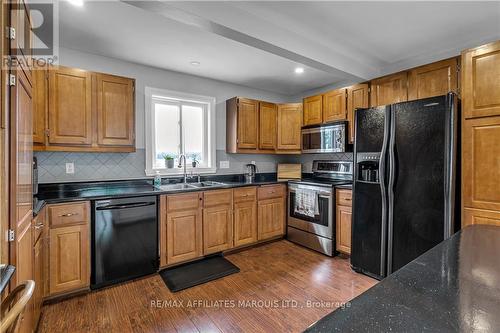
92,196,158,289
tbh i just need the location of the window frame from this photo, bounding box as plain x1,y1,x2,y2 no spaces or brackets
145,87,216,176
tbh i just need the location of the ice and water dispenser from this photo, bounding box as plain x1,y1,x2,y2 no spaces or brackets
356,153,380,183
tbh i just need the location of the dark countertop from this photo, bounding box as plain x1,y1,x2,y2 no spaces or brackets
335,184,352,189
305,225,500,332
35,173,285,208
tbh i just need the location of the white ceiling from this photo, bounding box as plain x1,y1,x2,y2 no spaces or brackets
59,1,500,96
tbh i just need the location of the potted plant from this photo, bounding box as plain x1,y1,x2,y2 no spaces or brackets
162,153,175,168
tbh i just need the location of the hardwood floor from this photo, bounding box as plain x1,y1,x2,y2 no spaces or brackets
38,240,377,333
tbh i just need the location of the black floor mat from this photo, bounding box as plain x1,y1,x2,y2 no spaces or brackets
159,255,240,292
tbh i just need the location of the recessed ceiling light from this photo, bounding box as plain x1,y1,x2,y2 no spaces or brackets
67,0,84,7
295,67,304,74
190,61,200,66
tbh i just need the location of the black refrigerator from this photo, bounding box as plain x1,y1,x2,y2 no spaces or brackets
351,93,459,280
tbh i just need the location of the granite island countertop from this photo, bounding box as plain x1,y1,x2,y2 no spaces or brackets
305,225,500,332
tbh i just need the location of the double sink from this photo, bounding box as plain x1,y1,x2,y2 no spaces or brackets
156,181,227,191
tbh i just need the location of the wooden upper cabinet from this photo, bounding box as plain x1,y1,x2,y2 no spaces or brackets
346,83,369,144
96,74,135,147
277,103,302,151
323,88,347,123
237,98,259,149
303,95,322,126
408,57,458,101
462,41,500,119
33,65,135,152
33,69,47,145
370,72,408,107
48,67,92,145
259,102,277,150
462,115,500,212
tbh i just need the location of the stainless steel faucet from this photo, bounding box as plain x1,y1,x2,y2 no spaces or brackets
178,154,187,184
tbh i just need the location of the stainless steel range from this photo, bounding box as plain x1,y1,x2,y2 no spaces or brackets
287,160,353,256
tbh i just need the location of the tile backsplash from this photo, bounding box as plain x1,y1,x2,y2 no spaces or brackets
35,149,293,183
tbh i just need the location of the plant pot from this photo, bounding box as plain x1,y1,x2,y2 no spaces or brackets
165,159,174,168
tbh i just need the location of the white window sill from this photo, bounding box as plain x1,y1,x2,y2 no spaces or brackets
145,167,217,177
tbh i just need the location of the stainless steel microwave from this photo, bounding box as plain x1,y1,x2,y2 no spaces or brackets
301,122,347,153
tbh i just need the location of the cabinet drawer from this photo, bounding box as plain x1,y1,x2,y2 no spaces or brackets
167,192,201,212
258,184,285,200
233,186,257,203
336,189,352,206
48,202,89,227
203,189,233,208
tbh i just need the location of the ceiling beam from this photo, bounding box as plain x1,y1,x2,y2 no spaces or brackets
121,0,364,83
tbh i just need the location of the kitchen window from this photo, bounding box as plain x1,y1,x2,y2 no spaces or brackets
145,87,216,176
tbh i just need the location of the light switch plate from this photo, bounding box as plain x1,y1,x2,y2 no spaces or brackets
66,162,75,174
220,161,230,169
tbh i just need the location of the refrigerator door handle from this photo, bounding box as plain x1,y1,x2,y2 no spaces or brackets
387,107,396,275
379,107,390,277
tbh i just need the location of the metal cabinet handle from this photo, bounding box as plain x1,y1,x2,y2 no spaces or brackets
35,224,44,229
344,198,352,201
59,213,76,217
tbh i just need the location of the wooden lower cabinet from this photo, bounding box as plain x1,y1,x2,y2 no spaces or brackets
33,237,44,327
336,205,352,254
166,208,203,265
203,205,233,255
49,224,90,295
463,208,500,227
160,186,285,267
234,200,258,247
336,189,352,254
258,197,285,241
15,214,34,333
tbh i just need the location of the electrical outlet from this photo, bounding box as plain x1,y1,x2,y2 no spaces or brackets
220,161,230,169
66,162,75,174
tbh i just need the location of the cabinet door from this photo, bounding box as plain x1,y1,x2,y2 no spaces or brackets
462,41,500,118
277,103,302,151
14,215,33,333
258,197,285,240
462,116,500,212
303,95,322,126
408,58,458,101
48,67,92,145
166,209,202,265
259,102,277,150
347,83,369,144
203,205,233,254
323,89,346,123
234,200,257,247
237,98,259,149
33,238,43,327
370,72,408,107
96,74,135,146
336,205,352,254
33,69,47,145
463,208,500,227
49,224,89,295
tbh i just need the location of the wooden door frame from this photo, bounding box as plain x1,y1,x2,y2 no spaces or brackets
0,0,11,272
